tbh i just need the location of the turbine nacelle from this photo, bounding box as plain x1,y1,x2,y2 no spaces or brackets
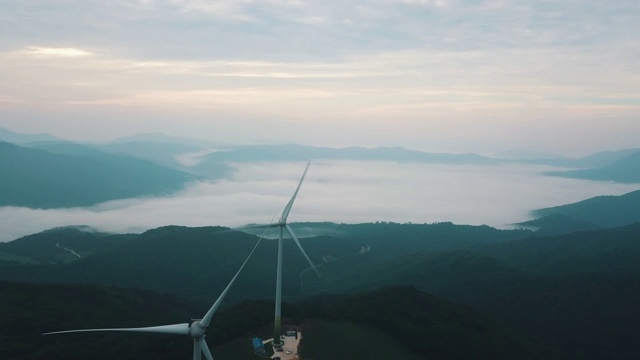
188,321,206,339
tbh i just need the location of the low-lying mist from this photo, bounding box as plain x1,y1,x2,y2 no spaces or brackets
1,161,638,242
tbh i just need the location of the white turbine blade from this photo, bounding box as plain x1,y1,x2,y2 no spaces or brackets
285,224,321,278
43,323,190,336
199,338,214,360
281,162,310,221
200,214,277,327
232,223,271,231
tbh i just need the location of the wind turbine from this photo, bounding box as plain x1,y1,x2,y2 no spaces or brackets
43,230,268,360
271,162,320,347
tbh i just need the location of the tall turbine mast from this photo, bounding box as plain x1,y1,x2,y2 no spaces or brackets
272,162,320,347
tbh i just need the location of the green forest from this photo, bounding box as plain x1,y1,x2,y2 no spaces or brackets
2,221,640,359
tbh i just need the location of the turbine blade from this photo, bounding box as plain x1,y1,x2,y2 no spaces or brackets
43,323,190,336
285,224,321,278
199,338,214,360
281,162,310,221
231,223,271,232
200,214,277,327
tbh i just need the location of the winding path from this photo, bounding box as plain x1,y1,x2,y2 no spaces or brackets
56,242,81,258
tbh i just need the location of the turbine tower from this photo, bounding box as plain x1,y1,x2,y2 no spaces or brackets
272,162,320,347
43,230,266,360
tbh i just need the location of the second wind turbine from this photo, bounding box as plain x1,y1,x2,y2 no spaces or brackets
271,162,320,347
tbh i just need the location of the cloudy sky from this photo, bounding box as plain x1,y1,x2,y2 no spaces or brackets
1,0,639,156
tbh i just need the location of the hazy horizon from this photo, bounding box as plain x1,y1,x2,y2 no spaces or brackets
1,160,638,242
1,1,639,157
1,126,638,160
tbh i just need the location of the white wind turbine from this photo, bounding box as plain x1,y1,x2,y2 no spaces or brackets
43,230,268,360
269,162,320,347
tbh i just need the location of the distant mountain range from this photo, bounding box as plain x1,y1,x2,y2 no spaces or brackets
2,127,638,168
195,143,499,164
0,127,62,144
30,140,207,172
545,151,640,183
2,128,639,210
0,141,195,208
521,148,640,168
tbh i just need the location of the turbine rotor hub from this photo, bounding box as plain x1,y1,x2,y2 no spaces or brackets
189,321,206,339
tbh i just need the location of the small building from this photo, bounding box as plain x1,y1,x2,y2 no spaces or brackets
252,337,267,356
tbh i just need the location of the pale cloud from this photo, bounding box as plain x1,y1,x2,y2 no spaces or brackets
24,47,93,57
172,0,258,22
1,41,639,156
390,0,450,8
294,16,327,25
167,0,315,23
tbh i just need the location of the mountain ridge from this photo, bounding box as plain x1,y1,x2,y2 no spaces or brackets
0,141,195,208
544,151,640,183
519,189,640,234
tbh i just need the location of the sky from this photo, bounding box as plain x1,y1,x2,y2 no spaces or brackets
1,0,639,156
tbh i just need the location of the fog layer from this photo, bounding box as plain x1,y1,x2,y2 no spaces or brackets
1,161,638,242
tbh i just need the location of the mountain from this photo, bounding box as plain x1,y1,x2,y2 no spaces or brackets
0,223,533,300
298,286,559,360
522,148,640,168
477,222,640,275
110,132,228,148
30,140,224,175
0,141,195,208
2,221,640,358
0,226,135,264
0,281,226,360
519,189,640,234
91,140,205,169
0,226,284,303
184,143,507,178
322,225,640,359
0,127,61,144
0,281,560,360
544,151,640,183
516,213,600,235
192,144,500,170
28,141,109,157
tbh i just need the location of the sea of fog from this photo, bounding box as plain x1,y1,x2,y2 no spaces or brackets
1,160,639,242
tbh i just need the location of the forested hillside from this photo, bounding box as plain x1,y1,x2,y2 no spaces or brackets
2,222,639,359
519,190,640,234
1,282,560,360
0,141,194,208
